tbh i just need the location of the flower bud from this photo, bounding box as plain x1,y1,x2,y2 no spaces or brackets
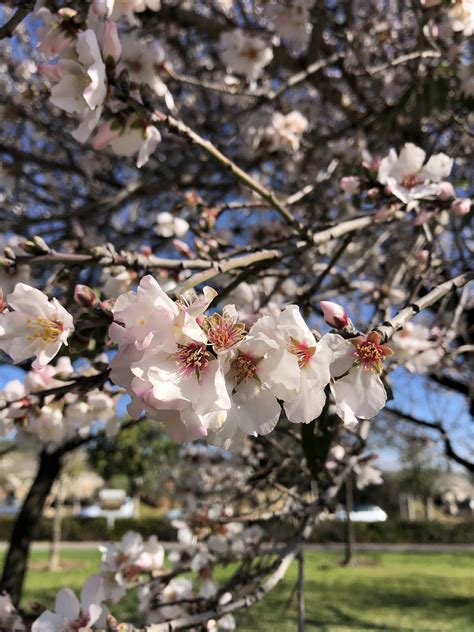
74,284,98,308
415,249,430,264
102,21,122,64
437,181,455,200
451,198,471,216
320,301,350,328
340,176,360,194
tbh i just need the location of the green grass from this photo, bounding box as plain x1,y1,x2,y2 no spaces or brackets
5,550,474,631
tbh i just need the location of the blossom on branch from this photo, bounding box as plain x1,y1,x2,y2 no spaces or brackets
378,143,453,204
0,284,74,369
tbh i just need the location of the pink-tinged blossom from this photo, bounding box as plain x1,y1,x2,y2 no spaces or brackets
340,176,361,194
29,405,67,446
378,143,453,204
102,20,122,63
36,7,75,59
327,332,393,426
220,30,273,80
32,576,106,631
0,284,74,369
438,181,455,200
41,29,107,143
92,116,161,168
451,197,471,216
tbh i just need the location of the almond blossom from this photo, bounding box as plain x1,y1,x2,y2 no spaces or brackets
0,284,74,369
448,0,474,36
92,115,161,168
117,33,174,108
155,211,190,238
99,531,144,602
220,30,273,80
378,143,453,204
32,576,106,631
266,1,314,50
327,330,393,426
0,592,25,631
92,0,161,25
39,29,107,143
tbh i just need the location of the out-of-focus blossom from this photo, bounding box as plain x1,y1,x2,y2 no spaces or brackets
40,29,107,143
378,143,453,204
154,211,190,238
92,115,161,168
340,176,361,194
220,30,273,80
451,197,471,216
448,0,474,36
354,461,383,489
0,592,25,631
0,284,74,369
92,0,161,25
32,576,106,632
266,1,314,50
117,34,174,108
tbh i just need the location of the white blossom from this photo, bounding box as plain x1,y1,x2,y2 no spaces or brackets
220,30,273,80
378,143,453,204
0,284,74,369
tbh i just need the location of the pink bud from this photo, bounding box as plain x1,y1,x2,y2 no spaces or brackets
340,176,360,194
420,0,442,6
320,301,349,328
141,245,152,256
413,209,435,226
102,21,122,64
38,63,61,82
415,249,429,264
438,181,455,200
92,121,120,151
173,239,192,258
74,284,98,308
367,187,379,198
451,198,471,216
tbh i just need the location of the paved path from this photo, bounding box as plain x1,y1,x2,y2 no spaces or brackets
0,542,472,552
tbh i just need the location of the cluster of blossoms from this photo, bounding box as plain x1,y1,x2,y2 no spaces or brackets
109,275,394,445
27,527,237,629
36,2,170,167
0,355,118,447
340,143,471,217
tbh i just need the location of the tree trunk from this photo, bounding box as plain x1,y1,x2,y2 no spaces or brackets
1,449,62,606
343,473,355,566
48,475,65,571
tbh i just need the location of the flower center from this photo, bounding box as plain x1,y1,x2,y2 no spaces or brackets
401,173,422,189
230,353,259,385
203,314,246,353
289,337,316,369
355,341,383,371
175,343,211,377
61,614,90,632
26,317,63,346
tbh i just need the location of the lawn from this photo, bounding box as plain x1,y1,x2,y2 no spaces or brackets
5,549,474,631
